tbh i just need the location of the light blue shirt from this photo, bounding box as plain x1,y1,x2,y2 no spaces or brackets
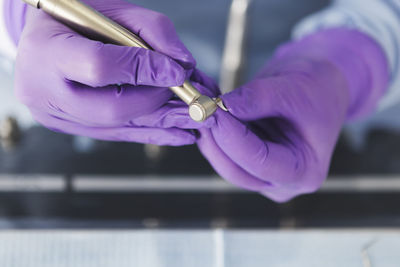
293,0,400,146
294,0,400,110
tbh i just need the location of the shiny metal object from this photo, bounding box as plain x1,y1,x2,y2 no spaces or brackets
189,95,218,122
214,97,228,112
220,0,251,93
23,0,225,122
23,0,39,7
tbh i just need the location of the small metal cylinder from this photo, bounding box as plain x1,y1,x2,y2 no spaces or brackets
189,95,218,122
170,81,202,105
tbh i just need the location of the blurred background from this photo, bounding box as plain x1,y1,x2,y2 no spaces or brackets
1,0,400,266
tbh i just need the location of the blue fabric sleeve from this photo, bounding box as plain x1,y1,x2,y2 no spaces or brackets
293,0,400,110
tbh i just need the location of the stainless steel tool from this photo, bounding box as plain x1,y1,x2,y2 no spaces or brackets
22,0,227,122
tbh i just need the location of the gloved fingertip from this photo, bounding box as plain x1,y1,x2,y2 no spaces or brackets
260,191,294,203
135,129,196,146
211,109,251,141
165,57,187,86
219,92,235,110
202,116,217,128
168,132,197,146
168,47,197,70
169,115,216,129
220,92,248,118
178,54,197,70
167,110,216,129
136,51,187,87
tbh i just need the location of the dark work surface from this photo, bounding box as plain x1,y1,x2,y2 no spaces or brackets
1,126,400,175
1,192,400,229
1,125,400,229
331,128,400,175
0,126,214,175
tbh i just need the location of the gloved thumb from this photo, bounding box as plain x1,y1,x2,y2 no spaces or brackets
221,76,295,120
221,77,285,121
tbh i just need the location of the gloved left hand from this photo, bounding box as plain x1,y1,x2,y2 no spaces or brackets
197,28,389,202
5,0,215,146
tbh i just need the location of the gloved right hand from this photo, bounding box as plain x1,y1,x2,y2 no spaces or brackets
9,0,208,146
196,28,389,202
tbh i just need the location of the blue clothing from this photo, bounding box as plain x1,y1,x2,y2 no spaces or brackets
294,0,400,110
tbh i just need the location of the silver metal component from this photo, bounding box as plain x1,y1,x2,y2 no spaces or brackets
170,80,201,105
33,0,150,48
23,0,39,7
189,95,218,122
214,97,229,112
188,104,206,122
0,116,21,150
220,0,251,93
22,0,226,122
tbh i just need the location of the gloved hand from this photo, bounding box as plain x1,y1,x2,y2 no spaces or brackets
5,0,212,146
197,28,389,202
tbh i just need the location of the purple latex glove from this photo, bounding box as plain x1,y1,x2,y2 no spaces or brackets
5,0,213,146
197,28,389,202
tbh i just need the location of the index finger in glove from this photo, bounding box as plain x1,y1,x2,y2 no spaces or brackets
197,128,271,191
30,109,197,146
210,110,304,186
